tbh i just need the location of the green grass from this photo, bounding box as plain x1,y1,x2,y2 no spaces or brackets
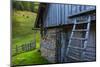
12,10,36,38
12,10,49,65
12,10,37,47
12,49,49,66
12,10,38,55
12,10,40,48
12,34,34,48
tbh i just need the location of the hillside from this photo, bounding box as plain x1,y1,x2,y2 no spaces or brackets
12,10,36,38
12,10,46,65
12,10,41,49
11,1,48,66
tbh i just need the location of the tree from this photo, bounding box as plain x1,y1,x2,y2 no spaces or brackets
12,1,39,13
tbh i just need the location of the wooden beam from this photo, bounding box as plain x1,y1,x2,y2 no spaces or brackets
68,9,96,18
32,28,40,30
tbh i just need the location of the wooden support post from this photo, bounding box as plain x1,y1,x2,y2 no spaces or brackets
25,44,27,51
29,43,31,50
26,44,28,51
27,43,29,51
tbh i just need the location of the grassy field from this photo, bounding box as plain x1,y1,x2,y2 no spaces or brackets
12,10,37,48
12,49,49,66
12,10,49,65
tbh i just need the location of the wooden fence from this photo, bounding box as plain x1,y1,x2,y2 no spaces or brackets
12,41,36,56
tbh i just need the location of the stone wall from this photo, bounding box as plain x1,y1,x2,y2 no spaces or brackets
40,29,57,63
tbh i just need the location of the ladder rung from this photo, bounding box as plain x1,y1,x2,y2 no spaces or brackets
68,46,84,50
71,37,87,40
75,22,89,24
73,29,88,32
67,55,80,61
84,55,96,60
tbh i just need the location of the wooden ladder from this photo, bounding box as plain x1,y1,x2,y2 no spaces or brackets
66,15,91,61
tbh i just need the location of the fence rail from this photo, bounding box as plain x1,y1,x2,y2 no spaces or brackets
12,41,36,56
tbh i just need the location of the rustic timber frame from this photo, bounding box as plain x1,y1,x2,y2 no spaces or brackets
34,3,96,63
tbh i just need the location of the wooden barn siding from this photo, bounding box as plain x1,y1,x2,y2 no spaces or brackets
83,23,96,61
40,23,96,63
60,27,73,62
43,4,95,27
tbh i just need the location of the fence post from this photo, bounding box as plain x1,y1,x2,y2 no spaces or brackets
33,41,36,49
14,41,37,55
16,45,18,54
29,43,31,50
25,44,27,51
30,42,33,50
26,44,28,51
27,43,29,51
21,44,24,52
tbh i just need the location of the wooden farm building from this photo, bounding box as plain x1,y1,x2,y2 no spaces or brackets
34,3,96,63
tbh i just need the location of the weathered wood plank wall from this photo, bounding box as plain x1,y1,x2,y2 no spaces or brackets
62,23,96,62
43,4,96,27
40,3,96,63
